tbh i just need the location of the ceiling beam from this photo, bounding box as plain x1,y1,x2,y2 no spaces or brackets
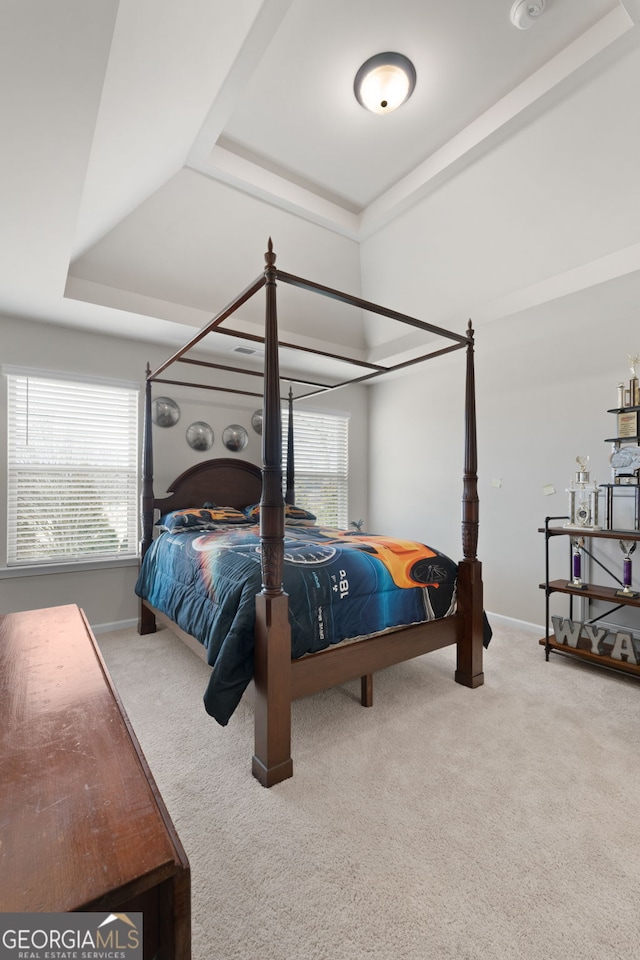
359,5,636,240
187,0,294,168
619,0,640,25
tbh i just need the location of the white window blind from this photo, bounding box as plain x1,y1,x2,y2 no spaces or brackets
6,373,139,565
282,408,349,528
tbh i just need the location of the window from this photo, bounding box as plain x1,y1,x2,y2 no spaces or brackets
5,370,139,566
281,407,349,527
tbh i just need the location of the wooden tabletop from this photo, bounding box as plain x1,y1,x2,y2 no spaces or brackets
0,604,187,913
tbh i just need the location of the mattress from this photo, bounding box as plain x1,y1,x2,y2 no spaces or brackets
135,523,458,724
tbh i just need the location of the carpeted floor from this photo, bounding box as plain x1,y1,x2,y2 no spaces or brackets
97,621,640,960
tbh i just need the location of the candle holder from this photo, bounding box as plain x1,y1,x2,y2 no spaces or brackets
567,536,587,590
615,540,639,598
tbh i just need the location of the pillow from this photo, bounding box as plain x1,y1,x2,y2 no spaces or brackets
157,504,249,533
201,503,251,524
243,502,317,525
285,504,317,526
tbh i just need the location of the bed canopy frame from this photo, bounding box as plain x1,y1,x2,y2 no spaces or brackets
139,240,484,787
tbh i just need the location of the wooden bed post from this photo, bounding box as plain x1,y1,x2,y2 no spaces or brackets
139,364,157,635
285,386,295,505
455,321,484,688
252,240,294,787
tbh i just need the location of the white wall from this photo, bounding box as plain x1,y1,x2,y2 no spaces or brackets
362,32,640,631
0,315,368,629
367,298,638,628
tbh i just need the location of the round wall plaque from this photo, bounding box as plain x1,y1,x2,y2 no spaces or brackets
251,409,263,435
223,424,249,452
152,396,180,427
186,421,214,451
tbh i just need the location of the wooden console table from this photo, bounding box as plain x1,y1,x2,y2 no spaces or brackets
0,604,190,960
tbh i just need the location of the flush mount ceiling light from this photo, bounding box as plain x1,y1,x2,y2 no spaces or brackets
354,52,416,114
510,0,546,30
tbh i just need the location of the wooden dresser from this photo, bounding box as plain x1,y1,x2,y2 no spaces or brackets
0,604,190,960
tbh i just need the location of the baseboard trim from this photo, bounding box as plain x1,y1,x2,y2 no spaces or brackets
485,610,544,635
91,618,137,635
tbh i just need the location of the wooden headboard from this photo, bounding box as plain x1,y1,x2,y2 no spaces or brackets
154,458,263,515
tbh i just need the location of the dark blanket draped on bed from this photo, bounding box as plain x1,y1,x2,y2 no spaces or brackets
135,523,460,725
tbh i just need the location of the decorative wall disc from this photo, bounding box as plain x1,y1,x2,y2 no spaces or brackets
251,410,263,434
152,396,180,427
186,420,214,451
223,424,249,452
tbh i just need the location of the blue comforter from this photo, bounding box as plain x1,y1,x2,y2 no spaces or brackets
135,523,458,724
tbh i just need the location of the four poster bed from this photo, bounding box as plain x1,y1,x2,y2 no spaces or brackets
137,240,487,787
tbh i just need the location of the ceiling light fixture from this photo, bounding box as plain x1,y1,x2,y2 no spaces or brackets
354,52,416,114
510,0,546,30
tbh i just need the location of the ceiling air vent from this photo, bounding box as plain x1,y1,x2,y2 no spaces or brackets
233,345,259,355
